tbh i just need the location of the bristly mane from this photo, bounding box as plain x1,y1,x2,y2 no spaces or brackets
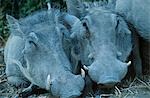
19,9,61,26
83,0,116,10
83,1,108,9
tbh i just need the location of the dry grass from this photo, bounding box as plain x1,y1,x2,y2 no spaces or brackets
96,76,150,98
0,65,150,98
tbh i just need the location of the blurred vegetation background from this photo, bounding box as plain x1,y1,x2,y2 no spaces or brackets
0,0,62,41
0,0,105,64
0,0,102,43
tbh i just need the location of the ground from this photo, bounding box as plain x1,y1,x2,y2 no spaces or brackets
0,40,150,98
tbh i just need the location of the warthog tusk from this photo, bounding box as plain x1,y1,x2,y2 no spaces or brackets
83,65,89,71
47,3,51,10
46,74,52,90
81,68,85,78
127,61,131,66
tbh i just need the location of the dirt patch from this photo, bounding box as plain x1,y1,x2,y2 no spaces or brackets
0,65,150,98
0,37,149,98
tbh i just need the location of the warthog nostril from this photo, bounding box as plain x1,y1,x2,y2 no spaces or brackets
98,83,115,88
98,81,119,88
103,81,118,86
98,77,120,86
66,91,81,98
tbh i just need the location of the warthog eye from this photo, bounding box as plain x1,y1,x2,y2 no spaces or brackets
28,40,36,46
26,40,37,50
82,22,90,39
82,22,87,27
23,40,37,54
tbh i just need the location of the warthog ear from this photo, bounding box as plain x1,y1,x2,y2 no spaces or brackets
70,16,92,40
65,0,85,18
6,15,23,37
115,15,132,62
81,16,92,39
61,14,86,39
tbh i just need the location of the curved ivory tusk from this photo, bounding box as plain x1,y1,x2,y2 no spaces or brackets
81,68,85,78
83,65,89,71
127,61,131,66
47,2,51,10
46,74,51,90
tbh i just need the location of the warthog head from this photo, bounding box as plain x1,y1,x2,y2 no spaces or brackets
66,6,132,86
6,8,85,97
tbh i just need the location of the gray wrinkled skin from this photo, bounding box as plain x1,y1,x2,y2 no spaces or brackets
5,10,85,98
68,7,132,85
116,0,150,41
4,35,30,87
115,0,150,77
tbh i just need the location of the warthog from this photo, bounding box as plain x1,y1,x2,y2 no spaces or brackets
116,0,150,41
5,8,85,98
115,0,150,76
65,0,132,86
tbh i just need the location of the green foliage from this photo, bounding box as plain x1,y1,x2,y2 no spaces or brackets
0,0,100,41
19,0,48,17
0,0,11,40
0,0,48,41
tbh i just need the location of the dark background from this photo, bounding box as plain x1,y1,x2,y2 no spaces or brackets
0,0,102,40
